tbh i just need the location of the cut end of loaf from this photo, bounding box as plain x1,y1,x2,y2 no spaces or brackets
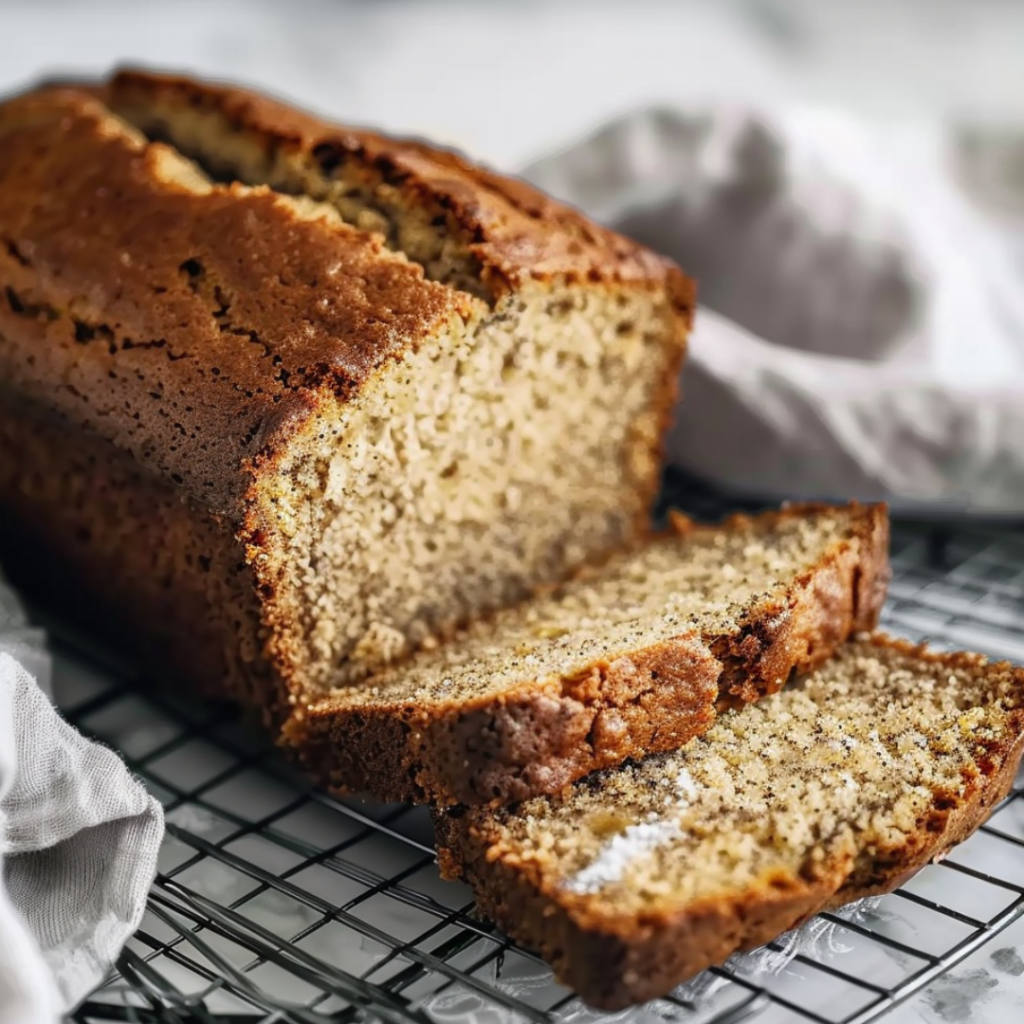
253,281,680,702
438,637,1024,1008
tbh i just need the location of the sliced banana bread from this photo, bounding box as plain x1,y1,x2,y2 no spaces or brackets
435,637,1024,1009
289,503,889,805
0,70,690,727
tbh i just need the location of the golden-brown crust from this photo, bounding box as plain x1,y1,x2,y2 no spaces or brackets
435,636,1024,1009
291,503,890,806
291,635,722,806
0,84,465,515
104,69,697,312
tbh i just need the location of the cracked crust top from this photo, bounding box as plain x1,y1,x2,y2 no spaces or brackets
104,69,694,304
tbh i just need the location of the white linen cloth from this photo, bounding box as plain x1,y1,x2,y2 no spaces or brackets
0,577,164,1024
525,107,1024,514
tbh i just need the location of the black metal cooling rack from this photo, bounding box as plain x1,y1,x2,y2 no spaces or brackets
58,474,1024,1024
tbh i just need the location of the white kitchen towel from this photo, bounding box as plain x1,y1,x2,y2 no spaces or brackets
525,107,1024,515
0,580,164,1024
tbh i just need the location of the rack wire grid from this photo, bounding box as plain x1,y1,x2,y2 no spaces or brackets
57,472,1024,1024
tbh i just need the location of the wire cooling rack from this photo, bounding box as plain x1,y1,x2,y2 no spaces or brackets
59,473,1024,1024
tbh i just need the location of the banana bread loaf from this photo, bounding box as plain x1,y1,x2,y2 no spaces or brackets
0,70,691,725
436,636,1024,1009
291,503,889,805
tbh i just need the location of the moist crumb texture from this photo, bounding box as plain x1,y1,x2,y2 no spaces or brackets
0,71,691,727
437,637,1024,1008
292,503,889,805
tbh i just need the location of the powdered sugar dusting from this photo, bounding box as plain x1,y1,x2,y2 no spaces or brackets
675,765,698,802
564,768,697,894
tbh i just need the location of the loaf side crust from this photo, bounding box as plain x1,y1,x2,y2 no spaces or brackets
434,637,1024,1009
292,503,890,806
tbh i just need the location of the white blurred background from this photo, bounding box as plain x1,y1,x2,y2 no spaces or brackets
3,0,1024,170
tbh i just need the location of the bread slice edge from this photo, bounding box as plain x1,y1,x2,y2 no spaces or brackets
290,502,890,806
433,634,1024,1009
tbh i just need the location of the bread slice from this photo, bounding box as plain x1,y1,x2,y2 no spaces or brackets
435,636,1024,1009
0,71,690,729
287,503,889,806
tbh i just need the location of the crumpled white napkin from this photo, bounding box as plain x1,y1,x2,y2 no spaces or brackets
0,576,164,1024
525,106,1024,514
